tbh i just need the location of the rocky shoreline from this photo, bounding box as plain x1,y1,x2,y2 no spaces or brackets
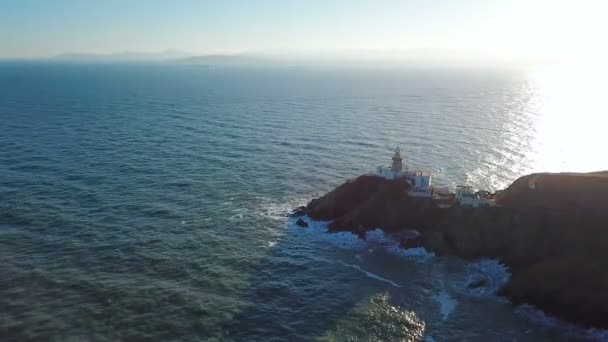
294,172,608,329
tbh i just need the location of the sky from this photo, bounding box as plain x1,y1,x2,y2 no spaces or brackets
0,0,606,62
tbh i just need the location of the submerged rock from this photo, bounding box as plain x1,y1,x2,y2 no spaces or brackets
396,229,422,240
290,206,307,217
301,171,608,328
467,278,488,289
296,218,308,228
397,230,423,249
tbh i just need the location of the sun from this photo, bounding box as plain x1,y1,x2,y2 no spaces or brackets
526,62,608,172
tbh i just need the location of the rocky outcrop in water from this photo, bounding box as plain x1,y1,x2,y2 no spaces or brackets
306,176,438,232
302,172,608,329
296,218,309,228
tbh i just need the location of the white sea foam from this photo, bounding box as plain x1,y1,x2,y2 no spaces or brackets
260,206,289,221
433,290,457,320
287,218,435,262
515,304,608,341
387,245,434,261
360,228,434,262
288,217,367,250
277,205,606,339
364,228,391,244
263,199,433,262
228,213,244,221
258,198,308,221
460,259,510,297
228,207,249,221
278,205,607,340
338,261,401,288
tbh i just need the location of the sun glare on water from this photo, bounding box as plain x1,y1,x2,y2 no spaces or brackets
467,62,606,191
503,2,607,174
525,63,607,173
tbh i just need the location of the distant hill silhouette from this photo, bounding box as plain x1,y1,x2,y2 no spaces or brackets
52,50,191,62
178,54,270,67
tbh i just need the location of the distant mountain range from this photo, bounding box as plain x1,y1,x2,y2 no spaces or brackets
52,50,193,62
51,51,272,67
50,49,544,67
178,54,271,66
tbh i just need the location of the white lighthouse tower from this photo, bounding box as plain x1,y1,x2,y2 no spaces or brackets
375,148,432,196
391,147,403,172
376,147,405,179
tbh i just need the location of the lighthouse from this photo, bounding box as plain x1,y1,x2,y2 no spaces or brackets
391,147,403,172
375,148,432,196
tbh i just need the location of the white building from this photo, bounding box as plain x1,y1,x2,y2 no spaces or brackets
455,185,492,207
376,148,432,197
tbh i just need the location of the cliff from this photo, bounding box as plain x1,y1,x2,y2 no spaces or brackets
302,172,608,329
495,172,608,214
307,176,439,232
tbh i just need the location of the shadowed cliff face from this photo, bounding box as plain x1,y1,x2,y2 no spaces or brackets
304,172,608,329
307,175,399,222
306,175,438,232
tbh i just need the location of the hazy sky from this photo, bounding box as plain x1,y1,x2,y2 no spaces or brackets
0,0,605,61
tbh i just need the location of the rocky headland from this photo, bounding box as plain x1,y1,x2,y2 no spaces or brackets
295,172,608,329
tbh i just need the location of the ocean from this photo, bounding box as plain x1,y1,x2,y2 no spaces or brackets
1,61,606,341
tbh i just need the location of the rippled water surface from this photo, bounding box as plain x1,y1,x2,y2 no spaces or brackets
1,62,605,341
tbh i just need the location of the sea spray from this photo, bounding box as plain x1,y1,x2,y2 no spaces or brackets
460,259,510,297
432,290,457,320
287,216,435,261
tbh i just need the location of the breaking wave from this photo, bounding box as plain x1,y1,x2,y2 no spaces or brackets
460,259,511,297
337,261,402,287
286,215,435,261
433,290,457,320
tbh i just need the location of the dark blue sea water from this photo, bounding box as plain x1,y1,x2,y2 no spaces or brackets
1,62,605,341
